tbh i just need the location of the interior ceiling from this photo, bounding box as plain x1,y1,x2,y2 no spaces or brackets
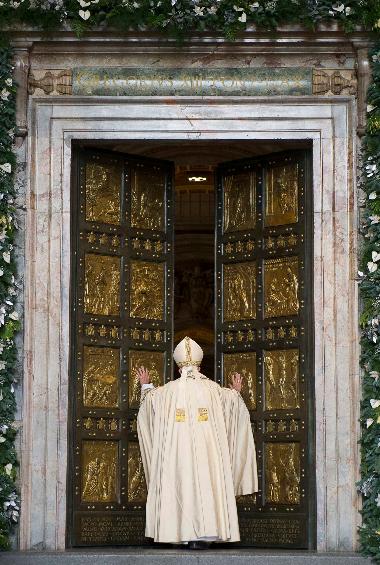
85,140,311,169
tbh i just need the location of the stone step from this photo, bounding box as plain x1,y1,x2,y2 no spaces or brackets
0,549,371,565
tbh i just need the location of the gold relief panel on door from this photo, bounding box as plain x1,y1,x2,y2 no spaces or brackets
223,351,257,410
130,261,164,320
264,256,299,318
131,166,165,231
223,262,256,322
265,442,300,505
83,346,119,408
223,170,256,233
84,253,121,316
85,161,121,225
128,350,164,408
265,163,298,226
263,349,299,410
82,440,118,503
127,443,147,502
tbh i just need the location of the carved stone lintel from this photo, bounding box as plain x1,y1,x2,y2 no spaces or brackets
28,70,72,96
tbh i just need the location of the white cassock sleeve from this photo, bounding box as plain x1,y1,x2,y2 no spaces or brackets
137,385,156,487
221,388,258,496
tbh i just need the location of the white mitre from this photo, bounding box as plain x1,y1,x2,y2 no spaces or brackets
173,336,203,368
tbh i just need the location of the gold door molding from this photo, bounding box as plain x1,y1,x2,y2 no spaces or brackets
68,148,174,546
216,150,313,549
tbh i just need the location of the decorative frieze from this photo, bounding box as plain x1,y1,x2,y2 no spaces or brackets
312,69,357,96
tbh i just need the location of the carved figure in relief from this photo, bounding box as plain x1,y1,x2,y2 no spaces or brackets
265,164,298,226
265,258,299,318
82,446,117,502
265,443,300,505
223,352,256,410
83,347,118,408
128,449,147,502
264,349,299,410
223,172,255,232
224,263,256,321
130,262,164,320
129,353,164,407
84,254,120,316
85,162,120,225
136,337,258,547
131,169,164,230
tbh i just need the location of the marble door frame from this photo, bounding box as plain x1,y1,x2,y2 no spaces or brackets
20,96,360,551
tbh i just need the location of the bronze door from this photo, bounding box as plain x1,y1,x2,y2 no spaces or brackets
68,147,174,546
215,150,314,548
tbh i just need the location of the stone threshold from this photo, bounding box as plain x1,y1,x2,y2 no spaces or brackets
1,549,371,565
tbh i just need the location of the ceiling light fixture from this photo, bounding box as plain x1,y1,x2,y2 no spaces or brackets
188,176,207,182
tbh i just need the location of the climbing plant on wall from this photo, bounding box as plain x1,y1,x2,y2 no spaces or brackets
1,0,380,558
0,44,20,551
357,44,380,565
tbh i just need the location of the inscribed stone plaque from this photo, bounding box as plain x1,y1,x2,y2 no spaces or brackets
73,67,313,97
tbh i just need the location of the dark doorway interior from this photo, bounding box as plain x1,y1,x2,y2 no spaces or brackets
174,169,215,376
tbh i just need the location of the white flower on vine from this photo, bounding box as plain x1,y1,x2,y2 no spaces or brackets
9,311,19,321
373,53,380,62
0,163,11,174
369,191,377,200
208,6,217,14
366,163,377,177
78,0,91,6
370,371,380,381
368,261,378,273
372,250,380,262
5,463,12,476
370,399,380,409
238,12,247,22
78,9,90,19
249,2,260,9
3,251,10,263
366,418,374,428
193,6,205,15
5,78,12,88
376,494,380,507
369,215,380,224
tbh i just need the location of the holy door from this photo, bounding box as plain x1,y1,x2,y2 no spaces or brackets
68,148,174,546
68,146,313,548
215,150,314,548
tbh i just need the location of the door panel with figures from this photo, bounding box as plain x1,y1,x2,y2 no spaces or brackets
68,147,174,546
215,150,314,548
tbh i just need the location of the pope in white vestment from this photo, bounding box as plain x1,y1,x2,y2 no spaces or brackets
136,336,258,545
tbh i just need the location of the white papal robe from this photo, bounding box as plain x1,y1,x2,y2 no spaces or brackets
137,368,258,543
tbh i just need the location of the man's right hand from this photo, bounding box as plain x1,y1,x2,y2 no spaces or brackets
136,365,150,385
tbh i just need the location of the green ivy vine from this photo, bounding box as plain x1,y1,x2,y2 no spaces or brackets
0,44,20,551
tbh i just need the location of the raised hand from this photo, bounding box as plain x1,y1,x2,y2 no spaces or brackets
136,365,150,385
229,372,243,393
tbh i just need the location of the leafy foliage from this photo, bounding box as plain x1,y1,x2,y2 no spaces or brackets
0,1,379,39
357,44,380,565
0,44,20,551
